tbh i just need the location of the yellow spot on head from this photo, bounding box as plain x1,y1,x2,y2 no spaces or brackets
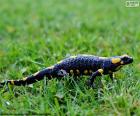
70,70,74,74
112,58,121,64
122,54,129,57
76,69,80,74
84,70,88,74
98,69,103,74
10,80,14,85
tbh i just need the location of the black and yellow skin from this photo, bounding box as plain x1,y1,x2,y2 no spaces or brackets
0,54,133,88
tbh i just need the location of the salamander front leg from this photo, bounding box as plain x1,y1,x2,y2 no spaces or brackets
109,73,114,81
86,69,104,88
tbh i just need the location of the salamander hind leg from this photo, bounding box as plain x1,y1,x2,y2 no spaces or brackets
109,72,114,81
57,69,68,77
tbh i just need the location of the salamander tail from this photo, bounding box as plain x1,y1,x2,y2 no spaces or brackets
0,68,53,87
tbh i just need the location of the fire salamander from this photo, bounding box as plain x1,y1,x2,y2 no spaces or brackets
0,54,133,88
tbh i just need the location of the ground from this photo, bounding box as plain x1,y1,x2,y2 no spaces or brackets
0,0,140,115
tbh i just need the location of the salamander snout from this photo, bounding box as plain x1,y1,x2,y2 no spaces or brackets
128,57,133,63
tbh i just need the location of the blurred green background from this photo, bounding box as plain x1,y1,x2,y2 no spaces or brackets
0,0,140,115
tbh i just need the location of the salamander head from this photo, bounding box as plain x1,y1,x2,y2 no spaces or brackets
111,54,133,71
120,54,133,65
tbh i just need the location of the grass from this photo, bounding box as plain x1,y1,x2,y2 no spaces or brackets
0,0,140,115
